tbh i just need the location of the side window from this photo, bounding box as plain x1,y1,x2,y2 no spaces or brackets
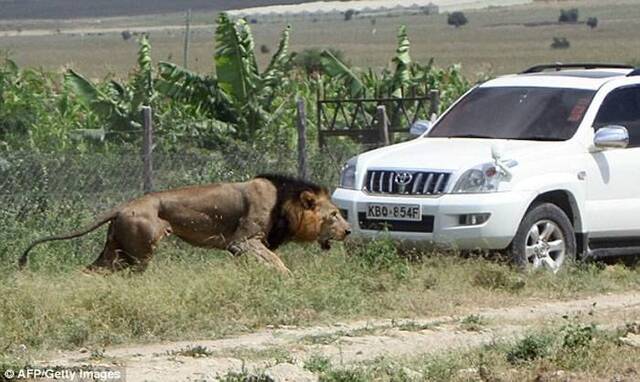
594,86,640,147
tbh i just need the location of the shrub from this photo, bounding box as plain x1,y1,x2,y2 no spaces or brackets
447,12,468,28
460,314,486,332
422,356,460,380
587,17,598,29
562,322,595,350
260,44,270,54
304,354,332,373
506,333,554,364
559,8,579,23
353,238,398,269
121,30,132,40
551,37,571,49
219,370,270,382
168,345,214,358
321,368,368,382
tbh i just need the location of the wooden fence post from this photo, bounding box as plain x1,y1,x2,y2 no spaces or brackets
429,89,440,118
183,9,192,69
317,87,325,149
296,97,309,180
142,106,154,193
376,105,390,147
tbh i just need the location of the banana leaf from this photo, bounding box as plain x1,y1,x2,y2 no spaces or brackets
390,25,412,98
214,13,260,105
261,25,292,100
320,50,364,98
157,62,235,123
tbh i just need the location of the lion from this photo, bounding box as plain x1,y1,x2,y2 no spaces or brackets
19,174,351,275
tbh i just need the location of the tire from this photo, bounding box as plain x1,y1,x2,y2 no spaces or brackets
508,202,576,273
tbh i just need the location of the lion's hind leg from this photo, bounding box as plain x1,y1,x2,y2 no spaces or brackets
86,213,169,274
85,224,127,273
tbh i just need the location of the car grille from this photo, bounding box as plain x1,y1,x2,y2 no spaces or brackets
358,213,434,233
364,170,451,195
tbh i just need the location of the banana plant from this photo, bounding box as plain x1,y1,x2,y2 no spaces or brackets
319,25,412,99
318,24,470,113
65,35,156,141
411,61,471,113
0,59,76,150
214,13,292,139
156,61,235,123
158,13,293,141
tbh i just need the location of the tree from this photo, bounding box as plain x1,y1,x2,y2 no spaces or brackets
587,17,598,29
345,9,355,21
559,8,579,23
448,12,468,28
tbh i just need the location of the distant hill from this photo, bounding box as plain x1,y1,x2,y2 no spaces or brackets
0,0,314,20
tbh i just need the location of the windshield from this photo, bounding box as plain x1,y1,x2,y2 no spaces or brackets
428,86,596,141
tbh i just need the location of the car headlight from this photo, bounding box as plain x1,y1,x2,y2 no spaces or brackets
339,156,358,189
453,163,501,193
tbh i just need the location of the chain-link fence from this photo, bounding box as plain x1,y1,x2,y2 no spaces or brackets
1,141,357,216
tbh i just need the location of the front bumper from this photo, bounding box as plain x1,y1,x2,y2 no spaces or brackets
332,188,532,250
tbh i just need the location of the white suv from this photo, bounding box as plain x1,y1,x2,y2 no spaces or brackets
332,64,640,272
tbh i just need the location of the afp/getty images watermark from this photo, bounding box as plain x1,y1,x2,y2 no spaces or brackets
3,366,125,381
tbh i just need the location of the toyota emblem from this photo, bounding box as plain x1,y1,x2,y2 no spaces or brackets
394,172,413,186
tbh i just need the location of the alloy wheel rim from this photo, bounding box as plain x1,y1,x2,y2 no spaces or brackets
524,219,566,273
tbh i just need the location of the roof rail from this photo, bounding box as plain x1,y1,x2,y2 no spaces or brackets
521,63,634,74
628,68,640,77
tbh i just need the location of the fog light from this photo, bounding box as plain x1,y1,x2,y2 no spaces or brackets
459,213,491,226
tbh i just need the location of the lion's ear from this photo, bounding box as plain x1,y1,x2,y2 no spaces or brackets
300,191,317,210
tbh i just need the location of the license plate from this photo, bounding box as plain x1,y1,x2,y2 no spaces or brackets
366,203,422,221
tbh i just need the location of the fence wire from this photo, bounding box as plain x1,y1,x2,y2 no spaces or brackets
0,142,358,222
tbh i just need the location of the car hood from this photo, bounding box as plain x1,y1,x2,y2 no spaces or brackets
357,137,576,172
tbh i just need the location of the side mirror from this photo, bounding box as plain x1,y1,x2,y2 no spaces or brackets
409,120,433,137
593,125,629,150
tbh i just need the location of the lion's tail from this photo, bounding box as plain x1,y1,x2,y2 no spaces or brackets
19,210,119,269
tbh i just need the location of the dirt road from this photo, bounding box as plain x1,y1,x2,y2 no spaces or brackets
35,292,640,381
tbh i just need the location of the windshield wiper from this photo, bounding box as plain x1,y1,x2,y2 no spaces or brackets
514,136,563,141
446,134,494,139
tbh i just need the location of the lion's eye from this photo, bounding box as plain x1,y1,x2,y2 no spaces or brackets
331,211,338,217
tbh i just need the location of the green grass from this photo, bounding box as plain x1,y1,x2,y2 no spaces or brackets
2,233,640,359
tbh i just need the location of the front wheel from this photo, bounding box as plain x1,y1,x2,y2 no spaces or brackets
508,203,576,273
